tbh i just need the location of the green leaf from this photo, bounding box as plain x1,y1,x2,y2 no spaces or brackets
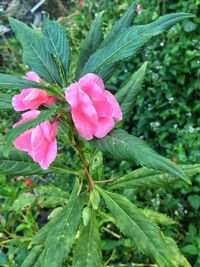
142,209,177,226
89,151,104,180
0,148,77,176
42,14,70,85
97,187,182,267
110,165,200,191
181,245,199,256
182,19,197,32
11,193,35,211
35,185,69,208
73,210,102,267
92,129,189,183
21,246,43,267
188,195,200,210
0,251,9,266
115,62,148,122
75,12,104,79
0,93,13,110
4,107,56,149
0,73,47,90
9,17,62,86
23,190,84,267
82,206,92,226
101,0,139,47
164,236,191,266
90,189,100,210
81,13,194,77
0,148,45,175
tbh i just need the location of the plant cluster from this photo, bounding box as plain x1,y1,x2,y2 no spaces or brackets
0,1,199,266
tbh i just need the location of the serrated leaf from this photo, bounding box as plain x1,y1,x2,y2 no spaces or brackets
23,190,84,267
97,187,181,267
70,178,82,200
21,245,43,267
101,0,139,47
73,210,102,267
0,74,47,90
9,17,62,86
110,165,200,191
42,14,70,85
142,209,177,226
0,148,77,176
0,148,46,175
4,107,56,149
75,12,104,79
164,236,191,267
81,13,194,77
92,129,189,183
115,62,147,122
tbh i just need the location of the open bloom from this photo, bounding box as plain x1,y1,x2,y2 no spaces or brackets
12,71,56,111
65,73,122,140
13,110,58,170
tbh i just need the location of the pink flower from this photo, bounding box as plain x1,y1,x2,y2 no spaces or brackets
136,4,142,14
78,0,84,6
12,71,56,111
65,73,122,140
13,110,58,170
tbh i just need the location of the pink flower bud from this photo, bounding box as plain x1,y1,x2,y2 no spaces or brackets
136,4,142,14
65,73,122,140
13,110,58,170
17,176,24,180
12,71,56,112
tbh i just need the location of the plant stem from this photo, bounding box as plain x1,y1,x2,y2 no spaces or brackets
74,134,94,192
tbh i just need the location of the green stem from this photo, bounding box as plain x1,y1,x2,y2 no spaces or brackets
74,134,94,192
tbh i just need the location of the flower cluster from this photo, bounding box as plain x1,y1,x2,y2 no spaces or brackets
12,72,58,170
13,72,122,169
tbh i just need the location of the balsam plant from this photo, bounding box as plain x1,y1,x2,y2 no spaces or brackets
0,1,195,266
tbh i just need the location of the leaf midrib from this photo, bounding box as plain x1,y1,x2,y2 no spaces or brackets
83,31,150,73
26,38,58,85
85,212,94,267
101,190,169,263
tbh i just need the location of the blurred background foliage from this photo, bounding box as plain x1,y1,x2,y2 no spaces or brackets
0,0,200,266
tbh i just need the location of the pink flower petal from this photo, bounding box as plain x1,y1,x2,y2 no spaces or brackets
94,100,113,118
94,117,115,138
65,83,79,108
44,96,57,105
40,139,57,170
25,71,41,83
13,110,40,127
13,129,33,152
40,121,58,142
72,109,95,140
79,73,105,90
105,90,123,121
78,88,98,125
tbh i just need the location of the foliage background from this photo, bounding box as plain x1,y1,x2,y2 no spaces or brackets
0,0,199,266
